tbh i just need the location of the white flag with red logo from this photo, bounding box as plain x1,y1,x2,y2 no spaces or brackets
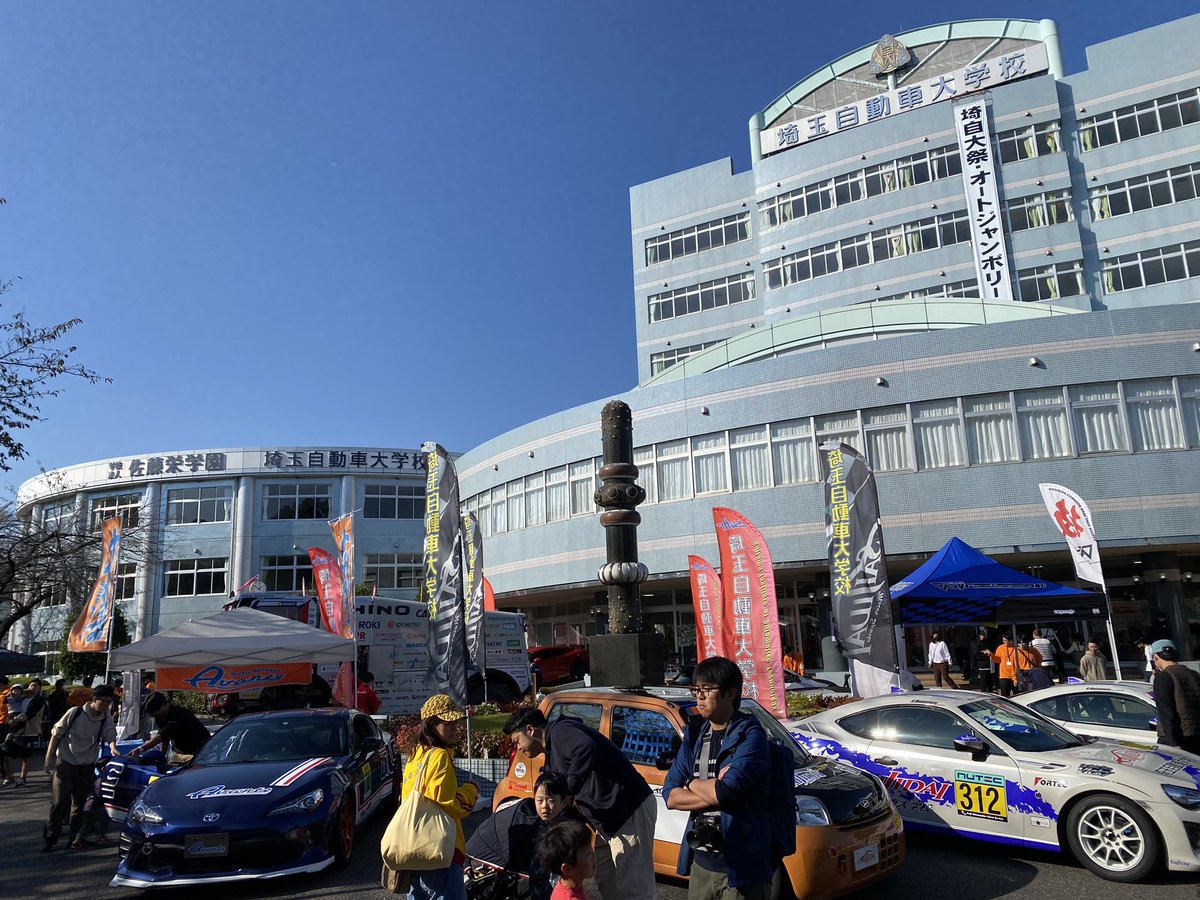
1038,483,1105,587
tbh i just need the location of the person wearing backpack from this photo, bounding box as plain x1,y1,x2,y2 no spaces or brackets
42,683,118,852
663,655,773,899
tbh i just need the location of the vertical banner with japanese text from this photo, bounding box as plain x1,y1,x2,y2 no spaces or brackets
711,508,786,717
67,517,122,652
687,555,726,663
954,96,1014,301
422,442,467,705
463,512,486,675
329,513,355,641
820,443,900,698
308,547,349,638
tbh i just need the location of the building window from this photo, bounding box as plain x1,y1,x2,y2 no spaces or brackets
91,493,141,530
816,412,861,454
650,341,720,374
1125,379,1186,451
524,472,546,527
996,120,1062,162
634,446,656,504
42,501,76,533
164,558,228,597
1006,190,1072,232
1017,261,1085,302
863,406,911,472
764,210,971,289
730,426,770,491
1090,162,1200,220
166,485,232,525
648,273,756,323
261,554,314,592
1069,384,1126,454
1016,389,1071,460
1181,376,1200,448
96,563,137,601
263,483,331,520
691,433,728,495
569,461,596,516
913,400,965,470
546,466,569,522
506,479,525,531
964,394,1019,464
363,553,422,590
877,278,979,305
363,483,424,519
1101,241,1200,293
489,485,507,535
656,439,692,502
771,419,815,485
644,212,750,266
1079,87,1200,151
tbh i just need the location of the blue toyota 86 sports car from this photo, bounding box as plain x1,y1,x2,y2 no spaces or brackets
110,708,397,888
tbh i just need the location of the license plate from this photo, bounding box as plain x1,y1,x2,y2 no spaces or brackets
853,843,879,871
184,833,229,858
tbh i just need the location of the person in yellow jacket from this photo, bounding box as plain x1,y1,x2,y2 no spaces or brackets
400,693,478,900
992,634,1042,698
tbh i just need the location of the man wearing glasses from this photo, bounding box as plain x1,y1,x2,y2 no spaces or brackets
503,704,657,900
663,656,772,900
42,683,119,852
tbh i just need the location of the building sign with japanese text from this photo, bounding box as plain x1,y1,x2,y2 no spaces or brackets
954,96,1013,301
761,42,1049,156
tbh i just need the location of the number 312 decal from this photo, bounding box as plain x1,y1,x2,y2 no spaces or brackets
954,770,1008,821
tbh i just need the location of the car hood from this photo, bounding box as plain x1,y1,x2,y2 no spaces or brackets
139,757,337,822
795,756,891,825
1015,739,1200,789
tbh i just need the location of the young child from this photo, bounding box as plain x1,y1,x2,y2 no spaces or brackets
536,819,595,900
529,772,572,900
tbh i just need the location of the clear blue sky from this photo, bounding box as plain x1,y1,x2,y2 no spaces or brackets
1,2,1194,491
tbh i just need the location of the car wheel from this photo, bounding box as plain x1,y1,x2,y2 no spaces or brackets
332,796,356,868
769,866,796,900
1066,793,1160,882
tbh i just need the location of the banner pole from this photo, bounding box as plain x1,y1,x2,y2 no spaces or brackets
1100,581,1122,682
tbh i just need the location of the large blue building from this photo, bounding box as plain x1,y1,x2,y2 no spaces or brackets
458,15,1200,671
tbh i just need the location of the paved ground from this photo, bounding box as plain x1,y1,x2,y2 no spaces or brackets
4,771,1200,898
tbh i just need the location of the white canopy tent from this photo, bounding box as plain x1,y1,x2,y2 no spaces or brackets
111,606,355,669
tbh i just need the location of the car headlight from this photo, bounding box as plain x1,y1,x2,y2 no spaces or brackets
1163,784,1200,811
268,788,325,817
128,799,165,825
795,795,831,827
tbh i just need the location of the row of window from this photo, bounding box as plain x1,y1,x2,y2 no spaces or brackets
763,210,972,289
1079,86,1200,152
47,481,427,533
466,376,1200,535
644,213,750,266
756,120,1063,233
650,341,720,375
870,261,1087,307
648,272,755,324
1090,161,1200,221
1101,240,1200,294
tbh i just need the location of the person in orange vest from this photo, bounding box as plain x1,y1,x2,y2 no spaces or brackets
992,634,1041,697
67,675,95,708
783,645,806,677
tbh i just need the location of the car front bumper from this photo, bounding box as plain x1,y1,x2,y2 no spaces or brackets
784,809,905,900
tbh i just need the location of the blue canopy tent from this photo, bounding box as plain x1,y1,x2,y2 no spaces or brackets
892,537,1106,625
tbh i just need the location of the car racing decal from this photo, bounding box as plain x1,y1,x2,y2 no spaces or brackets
790,732,1055,822
186,785,274,799
271,757,332,787
955,771,1007,822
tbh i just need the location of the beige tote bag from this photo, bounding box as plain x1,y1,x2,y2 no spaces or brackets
380,751,456,872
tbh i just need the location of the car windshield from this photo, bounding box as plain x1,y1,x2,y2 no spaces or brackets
960,697,1086,752
194,716,347,765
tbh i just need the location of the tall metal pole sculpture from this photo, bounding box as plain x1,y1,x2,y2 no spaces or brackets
589,400,663,687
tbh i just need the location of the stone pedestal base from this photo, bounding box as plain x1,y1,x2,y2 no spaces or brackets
589,632,664,689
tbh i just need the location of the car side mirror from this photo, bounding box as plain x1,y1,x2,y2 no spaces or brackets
1148,717,1159,731
954,735,989,760
655,750,675,770
360,736,382,753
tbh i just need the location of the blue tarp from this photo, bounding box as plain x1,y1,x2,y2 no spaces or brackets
892,537,1106,625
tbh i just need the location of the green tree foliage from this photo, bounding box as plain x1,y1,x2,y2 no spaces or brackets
57,601,130,680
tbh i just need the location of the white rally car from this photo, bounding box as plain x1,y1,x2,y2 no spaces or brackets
787,690,1200,882
1016,681,1158,745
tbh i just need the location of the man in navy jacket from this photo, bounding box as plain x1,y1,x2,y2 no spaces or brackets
663,656,772,898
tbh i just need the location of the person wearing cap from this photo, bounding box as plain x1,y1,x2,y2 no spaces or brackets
43,684,118,851
395,693,479,899
132,691,211,764
1150,639,1200,754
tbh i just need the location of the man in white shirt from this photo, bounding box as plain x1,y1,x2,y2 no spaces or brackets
927,632,958,688
1031,629,1058,685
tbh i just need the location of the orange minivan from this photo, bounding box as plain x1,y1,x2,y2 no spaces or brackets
492,686,903,900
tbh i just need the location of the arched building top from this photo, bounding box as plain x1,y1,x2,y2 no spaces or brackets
751,18,1062,161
